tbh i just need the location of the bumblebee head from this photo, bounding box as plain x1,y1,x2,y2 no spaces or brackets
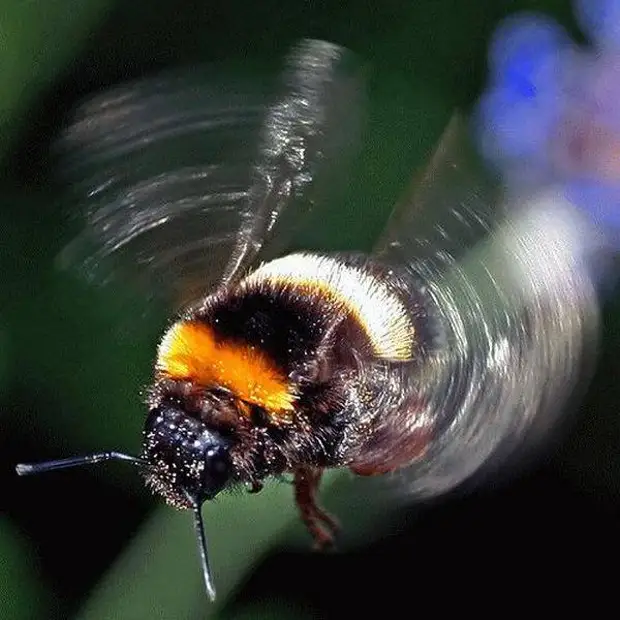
14,399,231,601
142,401,233,509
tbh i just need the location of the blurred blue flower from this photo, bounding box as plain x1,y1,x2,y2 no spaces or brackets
566,180,620,230
474,14,571,176
474,1,620,246
487,13,570,96
574,0,620,50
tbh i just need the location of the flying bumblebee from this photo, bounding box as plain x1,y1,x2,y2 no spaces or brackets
16,40,598,600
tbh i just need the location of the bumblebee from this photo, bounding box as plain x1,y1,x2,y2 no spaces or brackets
16,40,598,600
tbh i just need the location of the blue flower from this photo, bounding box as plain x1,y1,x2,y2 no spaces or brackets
487,13,570,97
574,0,620,50
565,180,620,230
474,14,570,169
474,1,620,246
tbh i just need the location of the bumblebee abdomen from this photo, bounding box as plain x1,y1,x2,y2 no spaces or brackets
241,252,416,361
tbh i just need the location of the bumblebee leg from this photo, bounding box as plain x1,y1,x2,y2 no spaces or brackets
247,479,264,494
293,466,339,550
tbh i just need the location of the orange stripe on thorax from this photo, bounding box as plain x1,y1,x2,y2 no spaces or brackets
156,321,296,416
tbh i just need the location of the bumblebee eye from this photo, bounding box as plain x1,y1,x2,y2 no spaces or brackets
203,446,232,495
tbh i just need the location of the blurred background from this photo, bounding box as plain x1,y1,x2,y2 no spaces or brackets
2,0,620,618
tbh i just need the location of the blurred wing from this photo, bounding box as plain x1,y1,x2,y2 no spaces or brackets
223,39,363,279
57,40,361,311
373,113,499,273
351,115,598,498
347,115,499,477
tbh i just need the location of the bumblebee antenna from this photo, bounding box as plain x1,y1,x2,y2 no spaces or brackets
191,501,217,601
15,451,146,476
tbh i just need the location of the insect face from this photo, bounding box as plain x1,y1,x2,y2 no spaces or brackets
142,402,233,508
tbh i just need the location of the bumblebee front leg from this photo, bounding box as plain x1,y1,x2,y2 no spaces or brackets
293,466,339,550
246,479,263,494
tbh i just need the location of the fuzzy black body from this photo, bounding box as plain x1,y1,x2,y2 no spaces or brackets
147,257,375,491
143,251,431,544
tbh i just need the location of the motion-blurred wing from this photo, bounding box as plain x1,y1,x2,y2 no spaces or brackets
352,115,598,498
374,114,498,274
57,40,361,311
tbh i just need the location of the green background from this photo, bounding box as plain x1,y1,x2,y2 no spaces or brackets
2,1,619,618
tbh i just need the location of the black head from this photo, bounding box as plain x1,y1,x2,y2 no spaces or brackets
142,402,233,508
15,403,232,601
